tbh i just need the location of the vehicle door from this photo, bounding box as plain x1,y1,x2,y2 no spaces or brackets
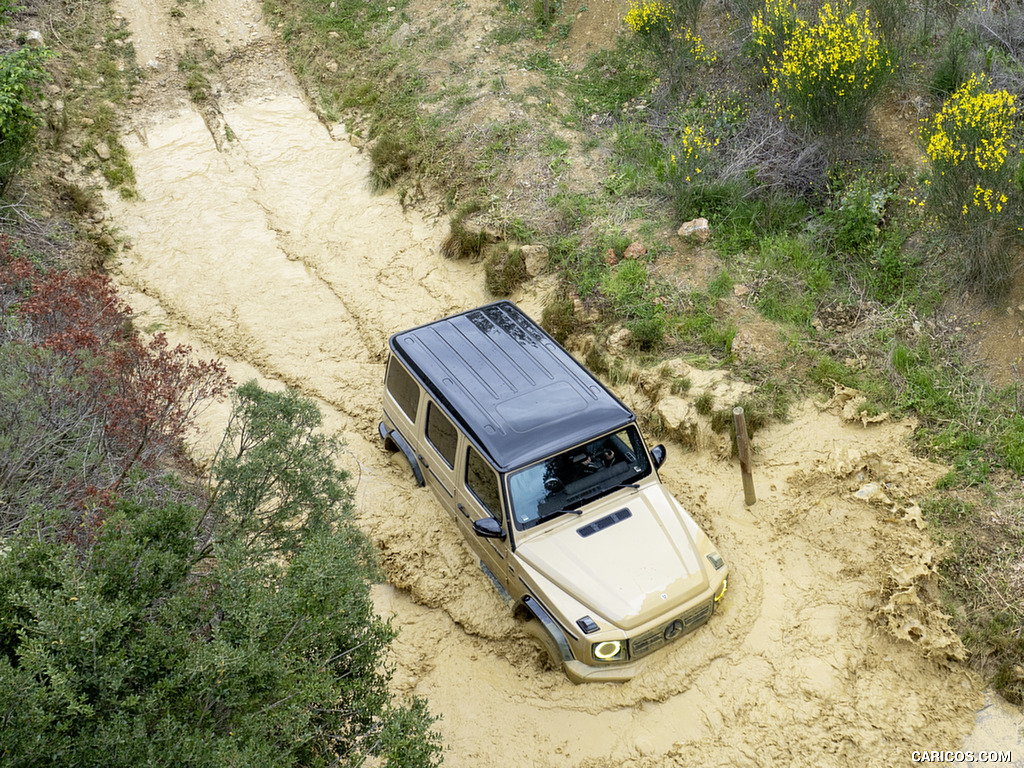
456,443,510,588
419,400,459,517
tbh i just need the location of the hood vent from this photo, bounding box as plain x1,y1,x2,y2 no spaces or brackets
577,508,632,538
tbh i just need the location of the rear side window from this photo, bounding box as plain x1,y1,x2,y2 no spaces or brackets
426,402,458,467
466,446,501,518
386,358,420,420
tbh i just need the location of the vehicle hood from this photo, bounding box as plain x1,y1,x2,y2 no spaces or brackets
515,484,711,630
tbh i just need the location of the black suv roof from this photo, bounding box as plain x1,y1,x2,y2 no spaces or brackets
389,301,635,471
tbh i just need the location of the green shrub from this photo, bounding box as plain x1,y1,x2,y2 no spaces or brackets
659,122,720,203
628,315,666,349
541,293,578,344
440,202,488,260
0,45,53,192
670,375,691,394
483,244,528,296
823,175,890,255
694,390,715,414
929,27,977,98
369,133,412,192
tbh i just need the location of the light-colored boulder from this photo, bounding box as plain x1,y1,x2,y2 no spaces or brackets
678,217,710,243
606,327,632,354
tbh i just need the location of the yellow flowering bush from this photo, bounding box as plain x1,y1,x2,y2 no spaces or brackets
925,74,1016,173
779,3,890,127
919,74,1021,291
750,0,798,74
751,0,891,130
625,0,674,38
660,123,720,187
921,74,1018,219
624,0,716,65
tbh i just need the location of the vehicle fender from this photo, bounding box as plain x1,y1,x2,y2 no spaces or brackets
520,595,575,664
378,422,425,487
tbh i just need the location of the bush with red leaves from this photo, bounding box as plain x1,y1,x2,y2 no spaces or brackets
0,235,231,536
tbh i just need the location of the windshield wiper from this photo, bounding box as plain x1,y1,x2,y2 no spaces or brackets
537,506,583,523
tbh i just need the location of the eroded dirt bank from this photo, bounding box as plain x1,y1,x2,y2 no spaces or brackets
99,0,1013,764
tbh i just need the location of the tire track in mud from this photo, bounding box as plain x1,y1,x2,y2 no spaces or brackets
103,4,1001,765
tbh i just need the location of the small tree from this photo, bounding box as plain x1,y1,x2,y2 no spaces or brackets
0,383,443,768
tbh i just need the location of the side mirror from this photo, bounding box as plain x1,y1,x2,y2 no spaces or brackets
473,517,506,540
651,444,667,469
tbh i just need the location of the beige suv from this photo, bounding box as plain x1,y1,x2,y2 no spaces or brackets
378,301,727,682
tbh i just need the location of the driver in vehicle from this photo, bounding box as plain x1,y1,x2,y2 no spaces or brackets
581,440,617,473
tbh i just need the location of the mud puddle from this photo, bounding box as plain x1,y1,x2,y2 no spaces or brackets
100,0,1023,763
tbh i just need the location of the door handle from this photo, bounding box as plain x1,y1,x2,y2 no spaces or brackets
457,503,470,518
417,453,429,469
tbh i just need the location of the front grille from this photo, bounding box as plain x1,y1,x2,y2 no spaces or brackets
629,598,715,660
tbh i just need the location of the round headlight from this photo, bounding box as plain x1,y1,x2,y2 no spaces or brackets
593,640,622,661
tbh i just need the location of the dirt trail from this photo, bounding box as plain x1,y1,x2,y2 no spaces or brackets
100,0,1019,764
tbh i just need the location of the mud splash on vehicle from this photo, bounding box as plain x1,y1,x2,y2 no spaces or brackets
99,0,1011,763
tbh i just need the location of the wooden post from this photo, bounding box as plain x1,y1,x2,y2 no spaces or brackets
733,407,756,506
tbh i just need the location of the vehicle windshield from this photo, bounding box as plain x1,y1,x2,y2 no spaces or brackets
507,426,652,530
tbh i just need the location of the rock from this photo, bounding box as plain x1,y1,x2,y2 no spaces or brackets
661,359,692,380
349,134,364,148
326,60,338,73
94,142,111,161
462,219,502,244
146,59,161,70
657,396,698,437
521,244,549,277
604,247,617,266
606,327,632,354
678,217,710,243
623,241,647,259
26,30,44,47
390,22,415,48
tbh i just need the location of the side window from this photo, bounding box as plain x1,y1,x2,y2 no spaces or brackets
426,402,458,467
386,358,420,421
466,446,501,518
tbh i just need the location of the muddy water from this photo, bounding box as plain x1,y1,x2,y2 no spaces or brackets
102,2,1024,764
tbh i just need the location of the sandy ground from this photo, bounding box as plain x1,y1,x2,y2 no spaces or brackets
99,0,1024,764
